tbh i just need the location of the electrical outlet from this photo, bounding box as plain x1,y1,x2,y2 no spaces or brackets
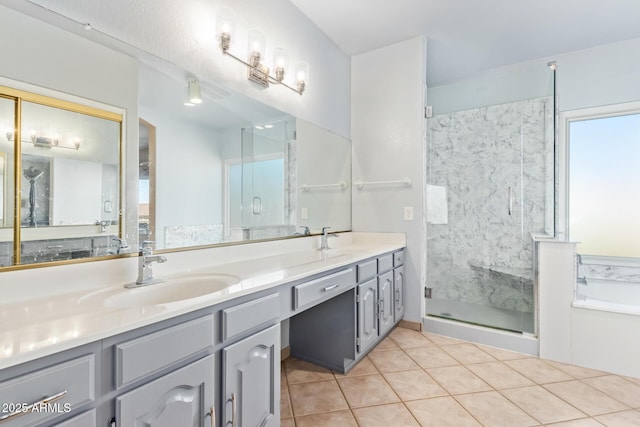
404,206,414,221
301,207,308,220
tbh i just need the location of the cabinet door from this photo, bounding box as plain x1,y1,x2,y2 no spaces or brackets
394,266,405,322
116,355,214,427
223,324,280,427
378,271,395,335
357,279,378,353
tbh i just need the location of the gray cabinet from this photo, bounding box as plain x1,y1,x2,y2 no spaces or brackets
357,279,379,353
0,345,98,427
223,324,280,427
394,265,405,322
378,271,395,335
116,354,214,427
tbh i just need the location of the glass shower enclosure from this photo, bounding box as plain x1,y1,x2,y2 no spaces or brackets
425,63,555,334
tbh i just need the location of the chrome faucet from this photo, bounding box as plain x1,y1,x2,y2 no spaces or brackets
128,241,167,287
319,227,339,251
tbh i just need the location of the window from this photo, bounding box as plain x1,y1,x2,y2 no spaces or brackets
565,106,640,258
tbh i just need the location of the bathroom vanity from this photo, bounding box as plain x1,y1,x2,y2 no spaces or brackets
0,233,405,427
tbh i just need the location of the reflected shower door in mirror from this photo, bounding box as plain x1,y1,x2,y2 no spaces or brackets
0,84,124,267
139,61,352,251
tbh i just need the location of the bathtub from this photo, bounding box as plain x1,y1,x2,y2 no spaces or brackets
574,278,640,316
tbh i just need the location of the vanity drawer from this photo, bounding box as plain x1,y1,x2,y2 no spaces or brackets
357,259,377,283
378,254,394,274
0,354,95,427
115,314,214,389
221,293,280,342
294,267,356,309
394,250,405,267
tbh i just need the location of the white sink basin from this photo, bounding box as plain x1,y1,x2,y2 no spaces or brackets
81,274,240,309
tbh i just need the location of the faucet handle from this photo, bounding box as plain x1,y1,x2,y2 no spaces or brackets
299,226,311,236
140,240,155,255
322,226,332,235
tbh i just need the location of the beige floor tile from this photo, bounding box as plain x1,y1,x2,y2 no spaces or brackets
281,383,293,419
371,336,400,352
546,418,604,426
426,365,492,395
544,380,629,416
624,376,640,387
594,409,640,426
441,343,496,364
422,331,465,346
289,380,349,416
582,375,640,407
281,363,288,387
404,346,460,369
501,385,586,424
477,344,530,361
352,403,419,427
505,358,574,384
383,369,448,401
389,327,435,348
405,396,482,427
368,349,420,372
544,360,607,379
285,358,335,384
455,391,538,427
295,410,358,427
337,374,400,408
334,356,378,377
467,361,535,389
280,418,296,427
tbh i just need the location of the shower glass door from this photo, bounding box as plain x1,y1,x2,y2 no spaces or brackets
425,63,555,334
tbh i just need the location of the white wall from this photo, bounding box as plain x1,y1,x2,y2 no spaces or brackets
351,37,427,323
557,38,640,112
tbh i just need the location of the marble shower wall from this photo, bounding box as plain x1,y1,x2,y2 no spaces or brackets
427,97,553,313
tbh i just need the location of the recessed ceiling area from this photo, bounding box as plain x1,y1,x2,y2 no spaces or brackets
290,0,640,85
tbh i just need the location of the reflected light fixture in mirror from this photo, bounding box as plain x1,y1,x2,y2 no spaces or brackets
6,128,81,150
185,77,202,106
215,6,309,95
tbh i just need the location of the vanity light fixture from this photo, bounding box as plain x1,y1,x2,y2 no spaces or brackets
215,7,309,95
5,129,80,150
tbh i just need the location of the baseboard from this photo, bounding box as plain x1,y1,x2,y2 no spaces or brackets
281,346,291,361
398,319,422,331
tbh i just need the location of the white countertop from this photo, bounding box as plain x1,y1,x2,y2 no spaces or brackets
0,232,405,370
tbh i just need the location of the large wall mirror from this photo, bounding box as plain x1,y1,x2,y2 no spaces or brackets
0,86,123,268
138,61,352,251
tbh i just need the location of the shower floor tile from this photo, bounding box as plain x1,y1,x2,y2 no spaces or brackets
283,326,640,426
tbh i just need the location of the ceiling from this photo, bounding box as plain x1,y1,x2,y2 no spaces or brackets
290,0,640,85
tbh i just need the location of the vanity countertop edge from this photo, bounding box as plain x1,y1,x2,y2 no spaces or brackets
0,232,406,370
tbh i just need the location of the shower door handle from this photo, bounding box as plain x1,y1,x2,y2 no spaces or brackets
507,187,513,216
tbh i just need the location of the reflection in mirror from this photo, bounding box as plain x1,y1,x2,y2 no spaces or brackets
0,85,123,267
0,96,15,266
297,119,351,233
139,61,351,251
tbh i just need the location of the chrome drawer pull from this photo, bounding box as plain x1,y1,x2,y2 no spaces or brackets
0,390,67,423
323,284,339,292
395,288,401,303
